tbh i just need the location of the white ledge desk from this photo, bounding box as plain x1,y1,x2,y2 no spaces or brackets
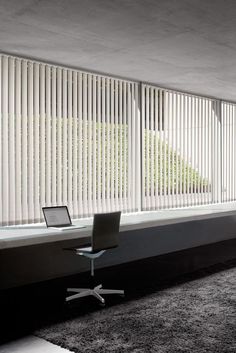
1,203,236,250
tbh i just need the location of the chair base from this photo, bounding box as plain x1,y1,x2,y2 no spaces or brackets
66,284,124,304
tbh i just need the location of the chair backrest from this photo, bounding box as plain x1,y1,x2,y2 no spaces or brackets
92,211,121,252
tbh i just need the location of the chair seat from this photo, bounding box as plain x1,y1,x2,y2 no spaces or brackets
77,246,92,253
76,247,105,259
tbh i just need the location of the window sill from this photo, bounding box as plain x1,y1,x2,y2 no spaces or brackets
0,202,236,250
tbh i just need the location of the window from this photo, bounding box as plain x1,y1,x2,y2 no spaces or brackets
141,84,221,210
0,55,140,225
0,54,235,226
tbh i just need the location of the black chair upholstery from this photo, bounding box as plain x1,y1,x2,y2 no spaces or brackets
92,211,121,252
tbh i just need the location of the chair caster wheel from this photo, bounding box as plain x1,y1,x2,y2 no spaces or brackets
99,302,105,307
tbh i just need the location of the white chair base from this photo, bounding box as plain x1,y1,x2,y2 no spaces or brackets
66,284,124,304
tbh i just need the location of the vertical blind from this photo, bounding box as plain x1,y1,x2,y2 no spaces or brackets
221,101,236,202
0,54,236,226
0,55,140,225
141,84,222,210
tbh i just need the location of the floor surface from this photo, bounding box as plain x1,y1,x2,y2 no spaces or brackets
0,336,72,353
0,239,236,352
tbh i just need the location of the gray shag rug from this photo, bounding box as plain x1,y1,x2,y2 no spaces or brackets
36,265,236,353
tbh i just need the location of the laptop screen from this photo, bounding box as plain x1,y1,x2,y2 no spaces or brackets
42,206,72,227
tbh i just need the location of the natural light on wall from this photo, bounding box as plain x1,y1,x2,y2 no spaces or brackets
0,53,235,226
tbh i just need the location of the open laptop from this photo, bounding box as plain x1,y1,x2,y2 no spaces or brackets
42,206,85,231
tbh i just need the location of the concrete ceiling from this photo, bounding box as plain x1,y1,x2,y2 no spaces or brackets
1,0,236,101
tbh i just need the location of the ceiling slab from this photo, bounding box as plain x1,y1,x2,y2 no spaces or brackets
1,0,236,101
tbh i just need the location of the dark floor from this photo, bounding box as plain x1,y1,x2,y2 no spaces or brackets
1,238,236,345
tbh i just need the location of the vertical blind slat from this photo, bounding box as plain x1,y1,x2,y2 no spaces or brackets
15,59,22,222
22,60,28,221
78,72,83,215
110,79,115,211
39,64,46,213
87,74,92,214
28,62,34,220
62,69,68,205
101,77,106,212
9,57,16,223
2,56,9,223
154,89,159,209
135,83,141,212
92,75,97,213
46,66,51,206
114,80,119,210
34,63,40,220
72,71,78,216
104,77,109,211
83,73,88,215
118,81,123,211
123,82,127,212
131,84,136,210
67,70,73,211
51,67,57,206
96,76,101,213
56,68,62,206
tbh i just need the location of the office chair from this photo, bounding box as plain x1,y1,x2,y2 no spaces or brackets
66,211,124,305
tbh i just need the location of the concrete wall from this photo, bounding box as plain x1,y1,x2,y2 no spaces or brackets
1,214,236,290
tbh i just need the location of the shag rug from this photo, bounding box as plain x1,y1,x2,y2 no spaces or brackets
36,264,236,353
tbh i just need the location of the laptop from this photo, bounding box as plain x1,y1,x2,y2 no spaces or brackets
42,206,85,231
